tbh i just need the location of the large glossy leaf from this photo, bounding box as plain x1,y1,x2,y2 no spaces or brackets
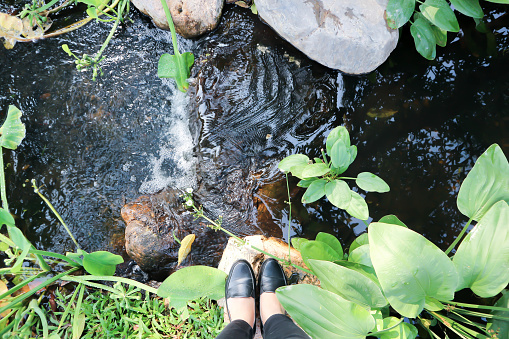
453,201,509,297
278,154,309,173
349,233,369,253
300,240,342,269
277,284,375,339
457,144,509,221
301,163,330,178
410,15,437,60
315,232,343,258
309,259,387,308
335,261,381,288
326,126,350,155
420,0,460,32
0,105,26,150
487,290,509,339
378,317,418,339
302,179,326,204
348,244,373,267
450,0,483,18
369,223,458,318
325,179,351,209
331,140,350,169
82,251,124,276
291,237,309,251
386,0,416,29
346,190,369,220
356,172,390,193
431,24,447,47
378,215,407,228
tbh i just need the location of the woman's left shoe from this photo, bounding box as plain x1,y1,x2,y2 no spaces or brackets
224,259,257,329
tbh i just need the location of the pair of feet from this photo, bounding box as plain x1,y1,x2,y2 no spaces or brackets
225,258,286,329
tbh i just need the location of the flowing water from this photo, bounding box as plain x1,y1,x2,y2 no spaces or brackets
0,4,508,267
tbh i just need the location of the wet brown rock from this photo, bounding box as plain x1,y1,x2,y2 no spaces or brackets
130,0,224,38
122,188,227,280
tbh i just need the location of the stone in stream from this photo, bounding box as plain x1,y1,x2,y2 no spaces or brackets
255,0,399,74
130,0,224,38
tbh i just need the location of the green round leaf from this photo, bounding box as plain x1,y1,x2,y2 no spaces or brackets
315,232,343,258
346,190,369,220
157,266,227,309
386,0,416,29
326,126,351,155
0,105,26,150
457,144,509,221
290,164,310,179
0,208,14,227
291,237,309,251
450,0,483,18
278,154,309,173
369,222,459,318
297,177,318,188
420,0,460,32
308,259,387,308
301,163,330,178
431,24,447,47
349,233,369,253
325,179,351,209
378,215,407,228
410,16,437,60
356,172,390,193
277,284,375,338
300,240,342,269
379,318,418,339
302,179,326,204
331,140,350,169
82,251,124,276
453,201,509,297
348,244,373,267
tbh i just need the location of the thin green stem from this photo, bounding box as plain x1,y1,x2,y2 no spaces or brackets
93,2,124,62
430,311,490,339
0,271,47,301
453,308,509,321
337,176,357,180
285,173,292,265
34,0,61,13
0,149,8,211
450,311,489,335
160,0,180,55
445,301,509,312
320,148,329,167
30,249,81,267
63,275,158,294
445,218,473,255
32,180,80,250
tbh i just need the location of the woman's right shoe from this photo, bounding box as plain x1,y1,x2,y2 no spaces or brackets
224,259,256,329
258,258,287,294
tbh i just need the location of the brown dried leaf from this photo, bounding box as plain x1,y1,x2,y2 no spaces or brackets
0,12,23,49
177,234,195,266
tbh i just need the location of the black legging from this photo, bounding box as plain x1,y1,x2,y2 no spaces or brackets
216,314,309,339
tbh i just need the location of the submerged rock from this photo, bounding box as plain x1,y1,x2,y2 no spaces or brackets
255,0,399,74
131,0,223,38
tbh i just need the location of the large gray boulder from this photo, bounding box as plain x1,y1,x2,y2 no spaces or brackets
130,0,223,38
255,0,398,74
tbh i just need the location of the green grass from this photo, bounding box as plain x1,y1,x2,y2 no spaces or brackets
37,283,225,338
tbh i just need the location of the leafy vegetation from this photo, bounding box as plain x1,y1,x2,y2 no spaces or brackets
386,0,509,59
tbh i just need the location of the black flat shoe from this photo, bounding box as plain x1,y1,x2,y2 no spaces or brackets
225,259,256,330
258,258,287,294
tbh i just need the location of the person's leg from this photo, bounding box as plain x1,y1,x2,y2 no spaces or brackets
215,259,256,339
258,259,309,339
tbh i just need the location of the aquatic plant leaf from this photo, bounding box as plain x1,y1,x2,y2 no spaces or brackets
453,201,509,297
348,244,373,267
297,177,318,188
302,179,326,204
66,251,84,266
346,190,369,220
157,266,227,309
457,144,509,221
486,0,509,3
378,317,418,339
430,24,447,47
410,14,436,60
356,172,390,193
325,179,351,209
378,215,407,228
487,290,509,339
331,140,350,169
386,0,416,29
326,126,350,155
291,237,309,251
420,0,460,32
82,251,124,276
424,296,444,311
301,163,329,178
309,259,387,308
369,222,458,318
349,233,369,253
335,261,381,289
449,0,483,18
7,225,30,250
315,232,343,258
278,154,309,173
158,52,194,92
177,233,195,266
277,284,375,338
300,240,342,270
0,208,14,227
0,105,26,150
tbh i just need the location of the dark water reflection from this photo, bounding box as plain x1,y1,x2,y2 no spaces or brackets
0,3,507,263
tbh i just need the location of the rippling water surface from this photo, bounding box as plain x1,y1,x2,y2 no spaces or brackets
0,4,507,262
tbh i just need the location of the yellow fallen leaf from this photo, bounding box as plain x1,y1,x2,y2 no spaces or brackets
0,280,11,319
367,107,398,119
177,234,195,266
0,13,23,49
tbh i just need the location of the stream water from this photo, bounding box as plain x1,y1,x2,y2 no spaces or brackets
0,4,508,267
